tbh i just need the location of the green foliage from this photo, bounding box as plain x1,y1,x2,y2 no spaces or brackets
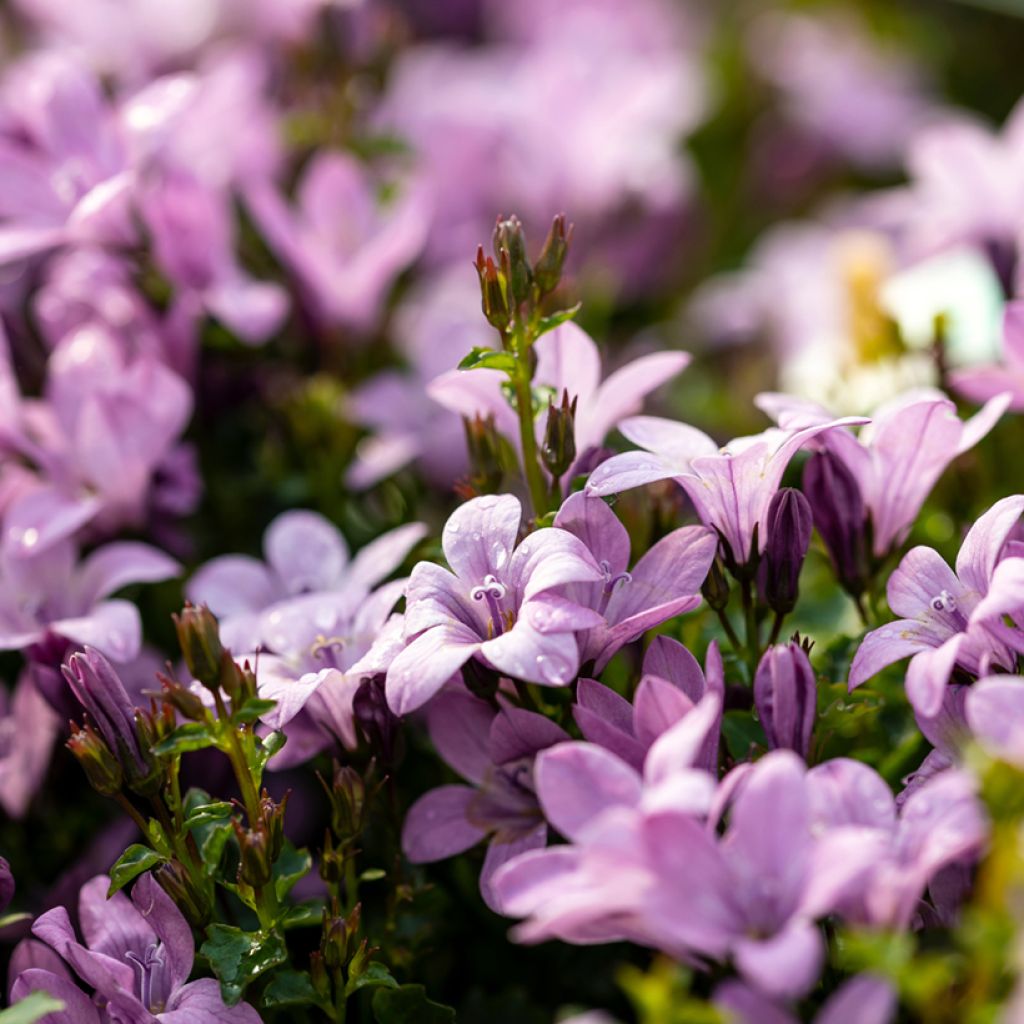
107,845,166,896
201,924,289,1005
372,984,456,1023
0,993,66,1024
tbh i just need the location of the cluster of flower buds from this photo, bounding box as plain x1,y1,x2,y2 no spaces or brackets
310,899,375,1008
172,603,258,706
155,858,213,930
803,452,871,598
754,638,817,759
542,390,578,478
759,487,813,616
64,649,165,797
473,213,574,337
319,758,384,890
460,414,515,498
234,790,288,889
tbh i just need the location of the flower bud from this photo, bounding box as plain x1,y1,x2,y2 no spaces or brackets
173,605,226,691
67,721,123,795
157,674,208,721
234,821,273,888
701,558,730,612
322,764,368,843
474,246,511,333
63,649,148,778
803,452,870,596
462,414,513,495
759,488,813,616
493,215,532,308
353,676,403,766
321,901,361,972
754,642,817,758
541,391,578,478
155,859,212,929
535,213,573,295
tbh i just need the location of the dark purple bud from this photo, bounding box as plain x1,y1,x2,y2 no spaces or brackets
0,857,14,914
541,390,578,478
474,246,511,333
803,452,869,597
760,488,813,615
67,721,123,795
353,676,403,766
173,604,226,692
492,214,532,307
754,642,817,758
63,649,147,778
322,901,361,972
535,213,573,295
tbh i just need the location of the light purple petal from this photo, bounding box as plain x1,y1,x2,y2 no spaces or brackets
264,510,349,595
75,542,181,605
535,742,642,842
816,975,897,1024
131,872,194,994
643,694,721,785
585,450,686,497
713,981,796,1024
848,620,933,691
386,625,479,716
442,495,521,584
905,636,965,718
52,599,140,662
633,676,694,747
956,392,1010,455
480,823,547,914
161,977,262,1023
186,556,276,619
401,785,487,863
806,759,896,831
347,523,427,591
966,675,1024,766
955,494,1024,595
732,919,823,1000
887,546,963,621
970,556,1024,624
79,876,153,967
489,705,570,764
506,529,603,603
425,689,495,784
617,416,717,462
641,636,707,701
480,621,580,687
9,968,102,1024
554,492,630,576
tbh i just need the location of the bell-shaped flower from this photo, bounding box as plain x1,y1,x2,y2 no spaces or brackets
758,388,1008,558
401,688,569,912
385,494,604,716
12,872,260,1022
552,493,716,670
428,322,689,484
245,151,429,332
965,675,1024,768
573,636,724,773
188,509,426,652
586,416,864,567
849,495,1024,716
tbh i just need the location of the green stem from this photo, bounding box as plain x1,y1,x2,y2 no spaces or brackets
714,607,743,656
513,369,549,520
768,611,784,647
115,792,152,838
741,580,760,677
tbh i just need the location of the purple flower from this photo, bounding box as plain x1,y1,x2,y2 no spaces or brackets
754,642,817,758
715,974,897,1024
586,416,864,567
401,688,568,912
0,533,180,672
849,495,1024,716
953,300,1024,412
385,494,604,716
12,872,261,1022
189,512,426,766
806,758,987,927
429,322,690,486
965,675,1024,767
0,670,59,818
245,152,429,332
573,636,724,773
552,492,716,670
759,389,1008,559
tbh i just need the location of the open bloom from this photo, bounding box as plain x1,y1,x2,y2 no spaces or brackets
586,416,864,565
573,636,723,773
849,494,1024,716
758,388,1008,558
429,322,690,484
385,494,603,716
12,872,260,1022
402,688,568,911
965,675,1024,768
552,492,716,671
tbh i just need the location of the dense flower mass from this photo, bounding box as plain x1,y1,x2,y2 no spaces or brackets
4,1,1024,1022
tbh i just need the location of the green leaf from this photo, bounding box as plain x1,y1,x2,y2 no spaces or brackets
0,912,31,929
360,868,386,882
280,899,324,930
108,845,165,896
182,801,234,829
372,985,456,1023
232,698,277,724
152,723,216,757
721,710,766,761
248,730,286,780
0,992,66,1024
348,961,399,996
535,303,581,338
262,969,324,1009
458,347,517,373
200,924,288,1005
273,842,312,902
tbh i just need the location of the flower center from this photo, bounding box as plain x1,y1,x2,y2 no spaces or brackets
930,589,968,630
126,943,169,1013
471,575,508,636
598,560,632,614
311,634,346,670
